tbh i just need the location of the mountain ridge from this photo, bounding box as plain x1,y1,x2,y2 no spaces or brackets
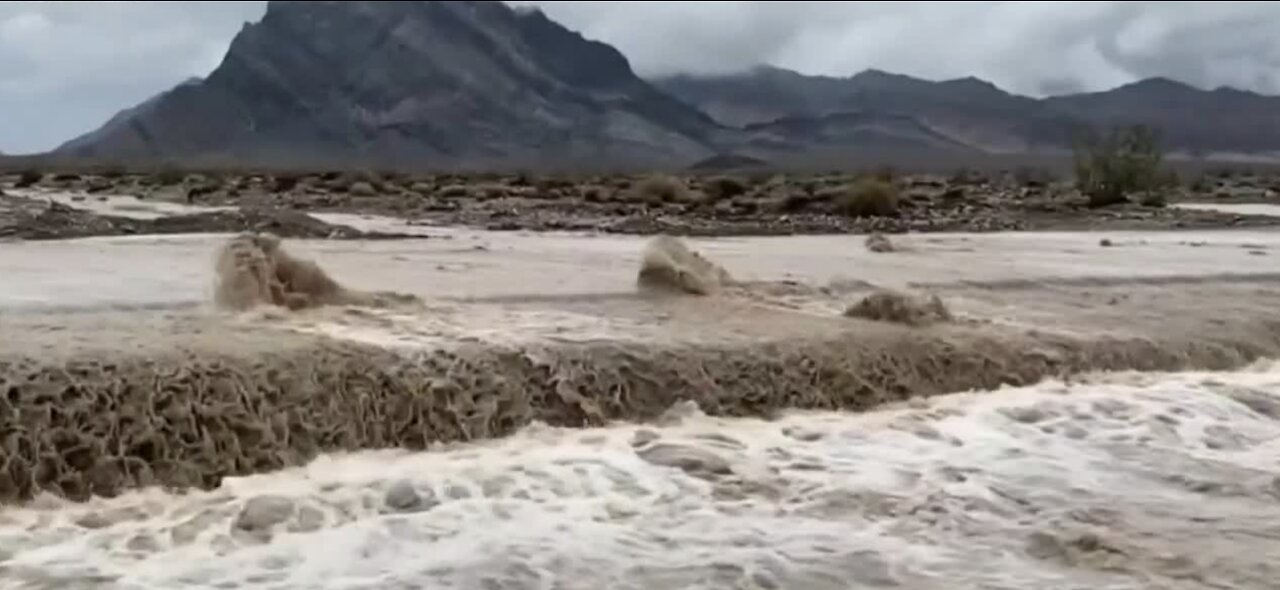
50,1,1280,169
55,0,723,170
652,65,1280,159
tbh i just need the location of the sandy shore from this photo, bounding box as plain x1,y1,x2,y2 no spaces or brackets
4,228,1280,502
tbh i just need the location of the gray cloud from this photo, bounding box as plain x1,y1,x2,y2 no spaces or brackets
0,1,265,154
3,1,1280,153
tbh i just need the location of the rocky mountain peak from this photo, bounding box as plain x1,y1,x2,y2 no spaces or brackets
57,0,719,170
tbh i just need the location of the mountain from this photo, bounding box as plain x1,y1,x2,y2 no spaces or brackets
1042,78,1280,156
654,67,1280,159
55,2,1280,169
662,66,1077,155
56,0,723,170
57,78,204,155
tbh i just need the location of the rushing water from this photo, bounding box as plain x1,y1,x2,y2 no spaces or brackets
2,365,1279,590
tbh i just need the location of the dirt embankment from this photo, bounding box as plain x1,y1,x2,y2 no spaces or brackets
6,167,1280,240
5,283,1280,503
0,193,423,241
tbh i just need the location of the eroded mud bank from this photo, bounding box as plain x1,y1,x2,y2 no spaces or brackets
3,312,1278,504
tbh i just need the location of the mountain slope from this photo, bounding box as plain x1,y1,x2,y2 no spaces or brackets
1043,78,1280,155
56,0,722,169
654,67,1280,157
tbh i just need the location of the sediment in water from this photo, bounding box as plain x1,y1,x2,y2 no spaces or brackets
3,310,1280,504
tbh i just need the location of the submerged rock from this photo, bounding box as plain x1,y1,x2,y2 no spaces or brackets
384,479,438,513
233,495,296,532
636,443,733,476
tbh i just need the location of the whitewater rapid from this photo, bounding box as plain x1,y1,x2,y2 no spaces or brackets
1,364,1278,590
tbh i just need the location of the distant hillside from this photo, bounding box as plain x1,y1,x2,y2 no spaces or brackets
654,66,1280,160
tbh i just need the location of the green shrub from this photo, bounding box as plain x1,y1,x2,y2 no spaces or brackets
155,167,186,186
838,178,899,217
703,176,747,201
1074,124,1166,208
632,175,688,204
272,174,300,193
14,169,42,188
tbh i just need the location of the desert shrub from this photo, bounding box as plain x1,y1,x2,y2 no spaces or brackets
14,169,42,188
437,184,469,198
837,178,899,217
1074,124,1167,208
272,174,301,193
777,191,814,213
1188,173,1211,193
1013,166,1055,187
98,166,127,179
582,185,607,203
949,167,985,186
1138,191,1168,208
348,181,377,197
536,177,575,192
702,176,747,201
154,166,186,186
343,171,383,193
632,175,688,204
1139,169,1179,207
745,170,778,187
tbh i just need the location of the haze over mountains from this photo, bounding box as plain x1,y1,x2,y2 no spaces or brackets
48,0,1280,170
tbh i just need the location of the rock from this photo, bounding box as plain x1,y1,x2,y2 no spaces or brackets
74,506,146,530
656,400,705,426
349,181,377,197
1000,405,1051,424
636,443,733,476
1099,238,1114,247
630,428,661,447
865,232,895,253
384,479,437,513
781,426,824,442
289,506,326,533
125,534,160,552
75,512,114,529
1225,388,1280,419
233,495,296,532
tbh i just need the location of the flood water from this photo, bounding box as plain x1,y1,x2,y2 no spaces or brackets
1,364,1278,589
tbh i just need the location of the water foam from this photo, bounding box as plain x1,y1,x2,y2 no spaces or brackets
2,364,1279,589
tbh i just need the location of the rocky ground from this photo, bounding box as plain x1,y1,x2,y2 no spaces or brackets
3,167,1280,240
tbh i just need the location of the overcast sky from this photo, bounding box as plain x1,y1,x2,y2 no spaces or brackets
2,1,1279,154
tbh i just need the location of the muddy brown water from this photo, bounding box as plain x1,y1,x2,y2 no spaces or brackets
2,226,1280,588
